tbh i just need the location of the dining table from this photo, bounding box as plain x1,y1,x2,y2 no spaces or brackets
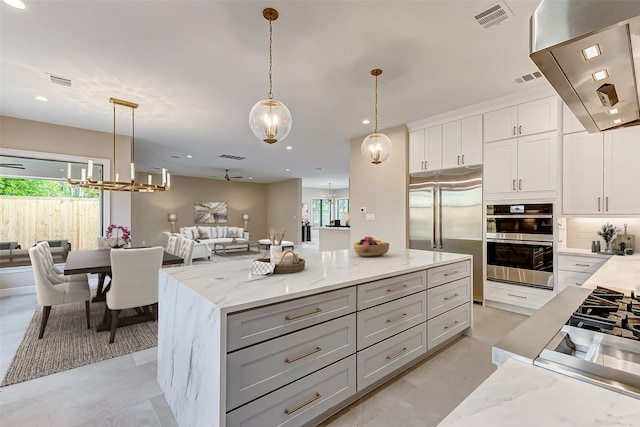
63,248,183,302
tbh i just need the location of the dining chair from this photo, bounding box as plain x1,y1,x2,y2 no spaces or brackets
28,243,91,339
177,238,194,266
166,235,182,257
106,246,163,343
96,236,110,249
38,241,88,284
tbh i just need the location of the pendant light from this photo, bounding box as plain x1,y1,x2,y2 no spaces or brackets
67,97,170,192
361,69,392,165
249,7,292,144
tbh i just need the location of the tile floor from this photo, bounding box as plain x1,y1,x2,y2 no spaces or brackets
0,242,526,427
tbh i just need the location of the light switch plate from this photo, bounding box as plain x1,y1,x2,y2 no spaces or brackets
366,213,375,221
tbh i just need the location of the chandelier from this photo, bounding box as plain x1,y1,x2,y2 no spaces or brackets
248,7,292,144
67,97,170,192
361,69,392,165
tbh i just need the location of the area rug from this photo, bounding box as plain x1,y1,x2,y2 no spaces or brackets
1,300,157,387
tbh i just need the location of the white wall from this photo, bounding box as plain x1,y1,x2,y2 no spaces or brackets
349,125,408,250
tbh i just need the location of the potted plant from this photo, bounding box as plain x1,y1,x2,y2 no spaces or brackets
106,224,131,248
597,223,620,253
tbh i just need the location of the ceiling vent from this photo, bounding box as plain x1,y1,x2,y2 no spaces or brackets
219,154,245,161
474,1,514,29
515,71,543,84
46,73,73,87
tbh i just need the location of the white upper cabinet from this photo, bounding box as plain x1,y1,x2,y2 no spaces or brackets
484,131,557,197
562,103,586,134
563,127,640,215
409,126,442,174
442,115,482,169
483,96,558,142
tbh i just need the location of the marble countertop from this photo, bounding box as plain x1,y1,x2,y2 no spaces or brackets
557,247,614,258
583,252,640,295
160,248,470,313
438,358,639,427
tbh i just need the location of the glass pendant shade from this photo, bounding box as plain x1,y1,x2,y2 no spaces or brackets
249,98,292,144
361,132,392,165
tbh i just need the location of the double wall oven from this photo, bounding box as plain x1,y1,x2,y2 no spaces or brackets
486,203,554,290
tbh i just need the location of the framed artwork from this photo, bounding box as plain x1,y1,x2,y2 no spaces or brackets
301,203,309,222
194,201,228,224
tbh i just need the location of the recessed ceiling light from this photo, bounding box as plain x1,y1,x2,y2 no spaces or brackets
187,155,193,159
613,118,623,125
59,168,64,172
170,155,179,159
582,44,601,60
3,0,26,9
592,69,608,82
35,96,48,102
286,146,292,150
362,119,370,125
608,107,620,115
315,167,324,171
285,168,290,172
248,177,253,180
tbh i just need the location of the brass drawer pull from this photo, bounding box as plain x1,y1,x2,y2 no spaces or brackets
597,197,601,212
507,293,527,299
444,293,459,301
513,126,517,136
575,282,584,286
444,320,459,330
512,179,517,191
386,284,408,293
461,154,465,164
386,347,408,360
519,125,522,135
574,263,590,267
285,346,321,364
457,155,460,165
443,271,458,277
285,307,322,321
284,392,321,415
518,179,522,191
386,313,408,323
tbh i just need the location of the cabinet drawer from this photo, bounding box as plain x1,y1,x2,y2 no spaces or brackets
557,270,592,292
227,314,356,410
357,292,426,350
227,287,356,351
427,277,470,319
357,323,427,391
484,282,555,310
427,303,470,350
226,355,356,427
357,270,426,310
557,255,608,274
427,260,470,288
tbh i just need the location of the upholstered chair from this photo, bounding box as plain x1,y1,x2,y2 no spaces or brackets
177,238,194,266
106,246,163,343
38,241,88,284
96,236,110,249
166,235,182,257
28,243,91,339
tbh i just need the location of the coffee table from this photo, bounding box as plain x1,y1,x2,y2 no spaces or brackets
213,240,259,255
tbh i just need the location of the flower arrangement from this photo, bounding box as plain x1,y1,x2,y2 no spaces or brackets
106,224,131,248
597,222,620,252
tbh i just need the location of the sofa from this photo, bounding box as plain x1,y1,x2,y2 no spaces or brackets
162,225,251,258
0,240,70,268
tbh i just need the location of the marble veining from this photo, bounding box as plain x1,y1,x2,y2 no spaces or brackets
439,358,640,427
583,253,640,295
160,249,469,314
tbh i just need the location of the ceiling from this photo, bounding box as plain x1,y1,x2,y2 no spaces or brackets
0,0,550,189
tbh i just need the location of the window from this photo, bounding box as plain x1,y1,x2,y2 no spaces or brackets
0,154,104,250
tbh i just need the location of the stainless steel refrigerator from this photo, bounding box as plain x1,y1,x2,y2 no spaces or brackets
409,166,483,302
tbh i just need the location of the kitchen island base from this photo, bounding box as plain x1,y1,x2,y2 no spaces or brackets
158,250,472,427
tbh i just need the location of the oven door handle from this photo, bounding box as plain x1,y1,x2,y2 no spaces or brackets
486,238,553,246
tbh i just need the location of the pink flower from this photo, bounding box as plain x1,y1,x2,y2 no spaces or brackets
105,224,131,246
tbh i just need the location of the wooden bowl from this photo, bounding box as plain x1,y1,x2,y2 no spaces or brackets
353,242,389,257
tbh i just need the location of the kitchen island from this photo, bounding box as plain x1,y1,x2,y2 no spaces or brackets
157,248,472,427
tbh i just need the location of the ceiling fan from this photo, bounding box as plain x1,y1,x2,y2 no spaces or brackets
0,163,25,170
222,169,243,181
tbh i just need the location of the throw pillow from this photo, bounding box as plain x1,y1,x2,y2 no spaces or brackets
180,227,192,240
227,227,238,238
209,226,218,238
236,227,244,239
197,226,210,239
217,226,228,238
186,226,199,240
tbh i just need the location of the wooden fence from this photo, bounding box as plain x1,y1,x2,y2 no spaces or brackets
0,196,101,250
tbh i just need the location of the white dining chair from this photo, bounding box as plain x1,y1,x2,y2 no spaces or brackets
38,241,88,284
96,236,110,249
106,246,163,343
28,243,91,339
177,238,194,266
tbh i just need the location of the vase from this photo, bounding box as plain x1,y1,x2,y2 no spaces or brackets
604,240,612,253
269,245,282,263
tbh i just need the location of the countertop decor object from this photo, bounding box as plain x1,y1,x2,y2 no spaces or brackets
597,222,620,253
256,250,304,274
353,241,389,257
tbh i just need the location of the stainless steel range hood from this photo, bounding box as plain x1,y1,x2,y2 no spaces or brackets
530,0,640,133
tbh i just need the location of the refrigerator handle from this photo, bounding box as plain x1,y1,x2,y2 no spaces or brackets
432,187,437,249
438,186,443,249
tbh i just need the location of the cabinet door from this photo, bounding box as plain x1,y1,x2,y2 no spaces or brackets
424,125,443,171
604,127,640,214
483,139,517,195
562,132,603,215
460,115,482,166
409,129,426,174
516,132,556,192
442,120,462,169
517,96,558,136
483,106,517,142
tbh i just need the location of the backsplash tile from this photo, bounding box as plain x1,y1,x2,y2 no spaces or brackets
564,218,640,250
